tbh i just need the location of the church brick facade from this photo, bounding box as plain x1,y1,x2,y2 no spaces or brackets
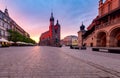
39,13,61,47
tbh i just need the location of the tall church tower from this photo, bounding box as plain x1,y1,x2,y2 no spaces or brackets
49,12,55,36
50,12,54,26
49,12,55,45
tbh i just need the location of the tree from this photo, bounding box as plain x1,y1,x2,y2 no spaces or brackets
8,30,36,44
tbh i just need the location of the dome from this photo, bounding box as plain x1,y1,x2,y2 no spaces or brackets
80,23,85,31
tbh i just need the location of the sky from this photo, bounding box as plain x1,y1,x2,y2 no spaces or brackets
0,0,99,42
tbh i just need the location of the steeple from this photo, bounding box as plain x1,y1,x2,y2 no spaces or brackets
4,7,9,16
50,12,54,21
56,20,60,26
49,12,54,26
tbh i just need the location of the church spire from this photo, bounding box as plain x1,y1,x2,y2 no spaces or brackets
51,12,53,17
49,12,54,26
50,12,54,21
56,20,60,26
57,20,59,24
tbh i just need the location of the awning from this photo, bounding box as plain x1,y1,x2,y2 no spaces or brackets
16,41,27,44
16,41,23,44
0,38,9,42
9,41,14,43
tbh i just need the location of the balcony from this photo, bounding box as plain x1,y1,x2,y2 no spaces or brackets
96,18,120,29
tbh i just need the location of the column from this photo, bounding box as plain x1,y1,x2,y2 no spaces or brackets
106,35,110,47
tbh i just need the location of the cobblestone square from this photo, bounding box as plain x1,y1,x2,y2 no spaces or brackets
0,46,120,78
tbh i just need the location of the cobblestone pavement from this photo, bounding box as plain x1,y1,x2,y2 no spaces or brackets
0,46,119,78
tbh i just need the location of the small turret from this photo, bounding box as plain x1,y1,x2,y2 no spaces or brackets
80,22,85,31
4,7,9,16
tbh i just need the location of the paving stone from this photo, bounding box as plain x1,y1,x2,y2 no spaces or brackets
0,46,119,78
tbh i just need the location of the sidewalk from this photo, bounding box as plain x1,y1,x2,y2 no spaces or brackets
60,47,120,77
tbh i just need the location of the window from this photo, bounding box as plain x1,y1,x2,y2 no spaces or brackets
108,3,111,12
2,22,4,27
55,29,57,34
101,8,103,16
1,30,3,36
0,30,2,36
92,38,93,40
0,21,1,26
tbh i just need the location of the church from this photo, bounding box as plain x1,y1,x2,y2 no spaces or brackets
39,13,61,47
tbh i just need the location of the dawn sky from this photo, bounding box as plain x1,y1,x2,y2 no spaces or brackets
0,0,99,42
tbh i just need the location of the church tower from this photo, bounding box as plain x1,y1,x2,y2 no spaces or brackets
39,12,61,47
50,12,54,26
78,22,86,47
49,12,55,46
54,20,61,46
49,12,55,36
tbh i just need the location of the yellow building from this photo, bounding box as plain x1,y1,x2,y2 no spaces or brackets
63,35,78,46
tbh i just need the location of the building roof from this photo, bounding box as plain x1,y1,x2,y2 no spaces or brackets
87,16,98,30
40,31,50,39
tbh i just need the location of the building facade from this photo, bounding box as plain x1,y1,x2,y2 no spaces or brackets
0,8,30,40
39,13,61,47
63,35,78,46
78,0,120,47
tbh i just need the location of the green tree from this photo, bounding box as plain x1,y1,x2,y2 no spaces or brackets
8,30,36,44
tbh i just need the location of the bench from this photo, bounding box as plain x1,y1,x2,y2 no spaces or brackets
92,48,99,51
92,47,107,51
70,46,86,50
108,49,120,53
92,47,120,53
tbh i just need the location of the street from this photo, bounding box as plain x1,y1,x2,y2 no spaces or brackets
0,46,120,78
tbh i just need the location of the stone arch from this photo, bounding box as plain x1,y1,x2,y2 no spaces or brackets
109,26,120,47
96,30,107,47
